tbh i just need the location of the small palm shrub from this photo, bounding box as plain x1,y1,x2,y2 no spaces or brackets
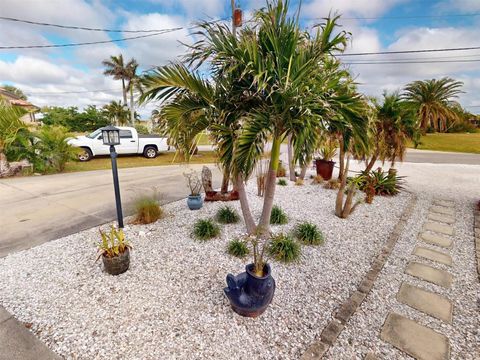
133,192,163,224
311,175,324,185
227,238,249,258
357,168,403,196
193,219,220,240
324,179,340,190
270,205,288,225
277,179,288,186
294,222,324,245
268,233,301,263
35,125,77,173
216,206,240,224
295,178,304,186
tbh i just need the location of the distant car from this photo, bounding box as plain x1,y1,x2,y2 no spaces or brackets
68,126,169,161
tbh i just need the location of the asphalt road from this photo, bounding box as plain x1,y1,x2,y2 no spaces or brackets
1,148,478,258
0,163,221,258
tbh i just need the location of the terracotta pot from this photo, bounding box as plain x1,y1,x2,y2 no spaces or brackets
102,248,130,275
224,263,275,317
315,159,335,180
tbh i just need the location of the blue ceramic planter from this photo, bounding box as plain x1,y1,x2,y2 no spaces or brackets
224,263,275,317
187,194,203,210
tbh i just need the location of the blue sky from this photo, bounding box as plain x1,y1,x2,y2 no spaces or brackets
0,0,479,117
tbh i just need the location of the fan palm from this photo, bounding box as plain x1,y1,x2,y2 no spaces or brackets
403,77,463,133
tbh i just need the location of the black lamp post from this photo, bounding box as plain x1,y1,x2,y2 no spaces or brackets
101,125,124,228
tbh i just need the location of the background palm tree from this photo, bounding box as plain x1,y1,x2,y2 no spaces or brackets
403,77,463,133
125,59,139,124
103,100,129,126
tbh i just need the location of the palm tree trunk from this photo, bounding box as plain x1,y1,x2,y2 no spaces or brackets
287,134,296,181
365,152,378,173
338,135,345,182
299,164,307,180
221,167,230,193
235,173,256,234
121,78,128,106
130,86,135,125
258,137,281,237
335,156,350,217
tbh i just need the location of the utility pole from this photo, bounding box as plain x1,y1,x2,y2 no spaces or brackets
231,0,236,37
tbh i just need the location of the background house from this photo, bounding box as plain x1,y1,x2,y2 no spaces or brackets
0,87,40,124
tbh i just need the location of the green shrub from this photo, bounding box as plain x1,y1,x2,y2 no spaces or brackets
268,233,301,263
294,222,324,245
270,205,288,225
227,238,249,258
193,219,220,240
216,206,239,224
277,179,288,186
35,125,77,173
133,192,163,224
357,168,403,196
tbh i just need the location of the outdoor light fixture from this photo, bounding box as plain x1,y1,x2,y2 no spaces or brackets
100,125,124,228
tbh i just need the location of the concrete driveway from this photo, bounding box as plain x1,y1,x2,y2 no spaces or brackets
0,163,221,258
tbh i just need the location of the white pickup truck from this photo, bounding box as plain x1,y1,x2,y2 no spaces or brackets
68,126,169,161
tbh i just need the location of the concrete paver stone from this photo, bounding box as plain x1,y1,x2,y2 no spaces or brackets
380,312,450,360
424,222,454,236
397,282,453,323
413,246,452,266
405,261,453,288
419,232,453,249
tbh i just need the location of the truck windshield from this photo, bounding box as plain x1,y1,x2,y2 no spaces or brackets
87,129,101,139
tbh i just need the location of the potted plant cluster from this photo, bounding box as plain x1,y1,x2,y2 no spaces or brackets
97,225,131,275
315,139,337,180
184,170,203,210
224,235,276,317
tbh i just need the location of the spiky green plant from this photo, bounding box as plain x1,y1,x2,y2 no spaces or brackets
227,238,250,258
193,218,220,240
277,179,288,186
268,233,301,263
216,206,240,224
294,222,324,245
270,205,288,225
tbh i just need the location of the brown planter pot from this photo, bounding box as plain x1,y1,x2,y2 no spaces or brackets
315,159,335,180
102,248,130,275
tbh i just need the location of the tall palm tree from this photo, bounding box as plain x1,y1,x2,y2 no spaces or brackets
126,59,139,124
403,77,463,133
141,1,354,236
103,54,138,114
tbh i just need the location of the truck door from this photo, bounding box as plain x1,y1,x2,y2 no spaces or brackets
117,129,138,154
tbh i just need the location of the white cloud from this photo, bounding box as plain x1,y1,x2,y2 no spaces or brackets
303,0,409,18
148,0,226,18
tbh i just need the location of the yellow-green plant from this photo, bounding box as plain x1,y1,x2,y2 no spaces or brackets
97,226,131,259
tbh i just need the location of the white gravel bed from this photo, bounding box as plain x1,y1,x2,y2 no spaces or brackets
0,176,410,360
325,194,480,359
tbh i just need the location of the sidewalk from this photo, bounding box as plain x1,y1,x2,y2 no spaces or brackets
0,306,60,360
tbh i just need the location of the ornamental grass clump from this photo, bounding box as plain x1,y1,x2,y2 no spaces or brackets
227,238,250,258
295,178,304,186
294,222,324,245
193,218,220,240
277,178,288,186
311,175,324,185
133,191,163,224
216,206,240,224
270,205,288,225
268,233,301,263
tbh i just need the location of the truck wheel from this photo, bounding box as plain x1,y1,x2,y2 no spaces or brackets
143,146,158,159
78,148,92,162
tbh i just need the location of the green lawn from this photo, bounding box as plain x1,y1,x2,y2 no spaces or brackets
64,151,217,173
408,132,480,154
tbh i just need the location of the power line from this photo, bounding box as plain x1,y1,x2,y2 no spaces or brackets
0,28,182,49
345,59,480,65
337,46,480,57
308,12,480,21
0,16,172,33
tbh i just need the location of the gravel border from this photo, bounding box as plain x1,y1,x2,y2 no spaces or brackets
0,178,410,360
324,195,480,359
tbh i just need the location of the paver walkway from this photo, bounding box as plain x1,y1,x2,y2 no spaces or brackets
380,198,456,360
